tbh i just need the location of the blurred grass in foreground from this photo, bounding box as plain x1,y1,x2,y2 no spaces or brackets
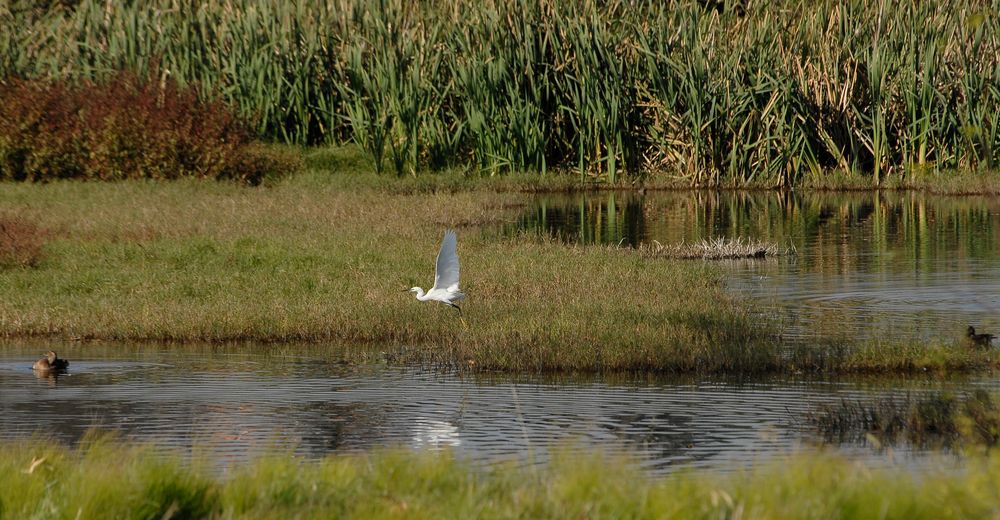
1,435,998,519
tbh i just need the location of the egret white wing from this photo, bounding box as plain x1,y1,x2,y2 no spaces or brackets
432,230,460,292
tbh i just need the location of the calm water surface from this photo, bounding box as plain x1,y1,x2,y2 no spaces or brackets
1,344,996,474
516,191,1000,342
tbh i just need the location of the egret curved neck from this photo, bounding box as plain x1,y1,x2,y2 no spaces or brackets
413,288,429,300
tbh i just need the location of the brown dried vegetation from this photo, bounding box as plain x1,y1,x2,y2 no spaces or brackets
0,73,296,184
0,213,45,268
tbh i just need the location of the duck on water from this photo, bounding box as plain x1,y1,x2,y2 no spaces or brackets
32,351,69,372
966,326,995,348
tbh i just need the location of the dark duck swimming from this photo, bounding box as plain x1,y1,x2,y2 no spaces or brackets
32,351,69,372
966,326,995,348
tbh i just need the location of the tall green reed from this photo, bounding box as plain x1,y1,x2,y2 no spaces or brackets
3,0,998,184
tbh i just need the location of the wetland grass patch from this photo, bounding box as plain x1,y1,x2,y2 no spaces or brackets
0,178,776,374
2,175,998,374
786,336,1000,375
809,391,1000,449
2,436,1000,519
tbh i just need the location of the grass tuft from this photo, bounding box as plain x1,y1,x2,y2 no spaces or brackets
809,391,1000,449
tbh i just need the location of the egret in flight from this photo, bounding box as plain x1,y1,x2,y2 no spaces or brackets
408,229,465,315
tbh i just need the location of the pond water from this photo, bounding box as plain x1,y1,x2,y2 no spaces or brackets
515,191,1000,343
1,343,996,474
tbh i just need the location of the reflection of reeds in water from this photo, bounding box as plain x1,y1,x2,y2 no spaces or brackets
633,238,792,260
808,391,999,449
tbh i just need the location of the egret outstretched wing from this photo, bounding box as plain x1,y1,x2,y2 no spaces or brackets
432,229,460,292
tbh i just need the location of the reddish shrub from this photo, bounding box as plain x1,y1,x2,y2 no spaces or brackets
0,213,45,268
0,73,282,183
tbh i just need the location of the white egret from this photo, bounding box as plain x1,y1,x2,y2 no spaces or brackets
408,229,465,315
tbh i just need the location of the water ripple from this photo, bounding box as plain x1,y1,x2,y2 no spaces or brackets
1,346,995,474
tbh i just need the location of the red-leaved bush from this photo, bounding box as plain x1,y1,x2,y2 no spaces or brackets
0,73,289,184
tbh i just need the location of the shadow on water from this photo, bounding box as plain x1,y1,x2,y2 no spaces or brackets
1,342,997,474
513,191,1000,342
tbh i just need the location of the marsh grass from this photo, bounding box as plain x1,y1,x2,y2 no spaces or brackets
777,335,1000,375
298,145,592,194
294,146,1000,194
0,434,218,520
2,436,1000,519
799,166,1000,194
809,391,1000,449
2,172,998,374
0,176,779,373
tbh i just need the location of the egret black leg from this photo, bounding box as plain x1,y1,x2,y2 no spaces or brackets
449,303,462,317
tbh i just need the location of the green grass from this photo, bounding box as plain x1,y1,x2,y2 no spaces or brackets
791,337,1000,374
799,166,1000,194
3,151,1000,374
0,167,776,373
1,436,999,519
297,145,1000,194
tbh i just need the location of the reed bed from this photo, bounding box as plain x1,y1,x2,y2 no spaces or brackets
3,0,998,184
2,435,1000,519
809,390,1000,448
633,237,790,260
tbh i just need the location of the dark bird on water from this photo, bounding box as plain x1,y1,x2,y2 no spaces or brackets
966,326,995,347
32,351,69,372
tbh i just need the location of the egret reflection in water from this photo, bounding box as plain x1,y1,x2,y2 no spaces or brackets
411,418,462,449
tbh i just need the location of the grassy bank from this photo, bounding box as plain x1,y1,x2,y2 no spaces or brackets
0,172,777,373
2,437,999,519
4,0,998,184
3,157,1000,374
